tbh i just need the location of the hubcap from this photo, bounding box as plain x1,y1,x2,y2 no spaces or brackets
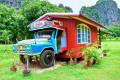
44,53,53,64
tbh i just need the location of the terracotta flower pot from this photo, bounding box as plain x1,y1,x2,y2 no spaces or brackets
93,60,98,64
68,61,75,65
10,66,17,71
92,60,96,64
103,53,107,56
87,62,92,67
22,70,31,76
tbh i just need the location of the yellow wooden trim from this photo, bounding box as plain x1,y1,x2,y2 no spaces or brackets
79,14,105,28
77,24,90,29
72,17,101,28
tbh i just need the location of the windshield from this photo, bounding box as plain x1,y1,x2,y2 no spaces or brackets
36,30,53,40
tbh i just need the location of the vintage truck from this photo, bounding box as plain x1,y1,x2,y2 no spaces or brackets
12,20,67,68
12,13,107,68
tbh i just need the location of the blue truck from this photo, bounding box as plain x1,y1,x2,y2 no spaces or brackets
12,20,67,68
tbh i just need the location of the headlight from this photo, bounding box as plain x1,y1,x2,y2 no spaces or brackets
26,47,30,49
13,46,15,49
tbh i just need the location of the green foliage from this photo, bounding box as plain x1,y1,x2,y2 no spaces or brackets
79,43,102,62
102,49,110,53
17,0,69,41
0,4,15,30
115,37,120,40
0,30,13,44
80,0,119,26
101,35,107,40
80,47,95,62
107,36,114,40
20,1,69,22
101,26,120,40
0,1,69,44
106,26,120,37
66,48,76,63
96,0,114,4
0,4,21,43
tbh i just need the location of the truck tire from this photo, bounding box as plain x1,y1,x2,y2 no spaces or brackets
40,50,54,68
19,55,32,63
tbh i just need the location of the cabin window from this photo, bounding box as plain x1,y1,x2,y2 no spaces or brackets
77,24,91,44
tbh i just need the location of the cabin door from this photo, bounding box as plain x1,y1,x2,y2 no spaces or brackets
57,30,67,52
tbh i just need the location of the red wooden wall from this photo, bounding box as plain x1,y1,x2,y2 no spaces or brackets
54,18,98,58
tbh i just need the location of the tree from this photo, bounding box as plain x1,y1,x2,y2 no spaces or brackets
108,36,113,40
115,37,119,41
0,30,13,44
0,1,70,44
0,30,13,51
0,4,19,43
101,35,107,40
17,0,69,40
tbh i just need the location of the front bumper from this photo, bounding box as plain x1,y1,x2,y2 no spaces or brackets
14,53,41,55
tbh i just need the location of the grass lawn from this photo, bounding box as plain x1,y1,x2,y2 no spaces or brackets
0,41,120,80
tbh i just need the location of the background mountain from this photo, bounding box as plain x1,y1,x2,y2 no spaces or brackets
59,3,73,12
80,0,120,26
0,0,73,12
0,0,35,10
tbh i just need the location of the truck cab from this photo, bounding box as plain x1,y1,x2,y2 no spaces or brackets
12,20,67,68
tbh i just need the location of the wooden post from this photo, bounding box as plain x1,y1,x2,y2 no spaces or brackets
74,58,77,65
99,29,101,49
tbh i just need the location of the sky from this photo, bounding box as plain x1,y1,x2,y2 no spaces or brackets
48,0,120,13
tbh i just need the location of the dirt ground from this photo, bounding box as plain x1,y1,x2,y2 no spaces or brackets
18,58,87,73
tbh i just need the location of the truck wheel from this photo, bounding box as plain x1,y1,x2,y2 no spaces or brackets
40,50,54,68
19,55,32,63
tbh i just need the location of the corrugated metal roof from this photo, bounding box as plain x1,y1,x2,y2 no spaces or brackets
27,13,107,30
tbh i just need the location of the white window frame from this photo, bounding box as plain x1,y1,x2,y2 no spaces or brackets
77,24,91,44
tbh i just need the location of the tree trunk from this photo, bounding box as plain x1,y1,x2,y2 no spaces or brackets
5,41,7,52
25,36,27,40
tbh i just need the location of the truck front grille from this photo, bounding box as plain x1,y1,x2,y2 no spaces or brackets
16,45,26,53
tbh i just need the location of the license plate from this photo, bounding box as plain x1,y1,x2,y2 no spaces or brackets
20,46,23,49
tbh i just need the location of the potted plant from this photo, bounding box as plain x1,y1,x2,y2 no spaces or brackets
22,64,31,76
21,43,31,76
66,48,76,65
102,44,110,56
10,58,17,72
93,49,101,64
79,46,94,67
102,49,110,56
90,43,102,64
79,43,101,66
85,56,94,67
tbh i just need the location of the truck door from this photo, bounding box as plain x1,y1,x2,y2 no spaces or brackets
57,30,67,52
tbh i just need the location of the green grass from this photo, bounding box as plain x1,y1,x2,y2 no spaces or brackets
0,41,120,80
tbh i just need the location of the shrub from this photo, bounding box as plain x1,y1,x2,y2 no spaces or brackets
102,49,110,53
107,36,114,40
66,48,76,63
115,37,119,41
79,43,102,63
